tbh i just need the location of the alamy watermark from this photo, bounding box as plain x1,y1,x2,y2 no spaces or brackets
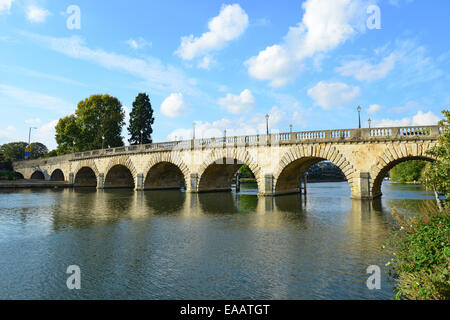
367,5,381,30
366,265,381,290
66,265,81,290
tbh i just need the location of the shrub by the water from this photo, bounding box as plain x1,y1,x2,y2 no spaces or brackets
387,203,450,300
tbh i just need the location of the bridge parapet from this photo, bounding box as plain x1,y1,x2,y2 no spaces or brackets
12,125,442,165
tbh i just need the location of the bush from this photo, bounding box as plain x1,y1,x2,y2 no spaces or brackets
387,203,450,300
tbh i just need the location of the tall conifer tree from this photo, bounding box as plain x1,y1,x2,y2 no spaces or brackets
128,93,154,145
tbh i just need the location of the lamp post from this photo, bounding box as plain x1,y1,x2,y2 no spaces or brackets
72,140,76,153
224,129,227,140
289,124,293,134
193,122,196,140
28,127,37,146
102,135,105,149
368,118,372,129
357,105,362,129
265,114,269,135
140,129,144,145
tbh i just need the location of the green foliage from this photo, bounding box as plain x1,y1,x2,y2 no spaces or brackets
30,142,48,159
238,165,255,178
422,110,450,203
0,170,14,180
390,160,427,183
387,110,450,300
43,150,58,158
128,92,154,145
388,204,450,300
0,142,27,161
55,94,125,154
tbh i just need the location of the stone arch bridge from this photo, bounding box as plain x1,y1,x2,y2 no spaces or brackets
13,126,441,199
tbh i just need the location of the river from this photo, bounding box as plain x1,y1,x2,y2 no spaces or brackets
0,181,435,299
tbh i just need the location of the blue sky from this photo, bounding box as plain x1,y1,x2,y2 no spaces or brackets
0,0,449,150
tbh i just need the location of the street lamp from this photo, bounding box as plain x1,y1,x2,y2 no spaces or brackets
140,129,144,145
102,135,105,149
72,140,76,153
265,114,270,135
357,105,362,129
193,122,196,140
28,127,37,146
368,118,372,129
289,124,293,134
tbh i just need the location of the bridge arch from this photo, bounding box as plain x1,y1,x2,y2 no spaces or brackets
50,169,65,181
197,149,261,192
369,142,437,197
74,167,97,187
104,156,137,189
31,170,45,180
143,153,190,190
274,145,356,195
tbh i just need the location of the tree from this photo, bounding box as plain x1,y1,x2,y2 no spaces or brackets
30,142,49,159
127,93,154,145
422,110,450,210
390,160,427,183
55,94,125,154
0,142,27,161
55,115,80,155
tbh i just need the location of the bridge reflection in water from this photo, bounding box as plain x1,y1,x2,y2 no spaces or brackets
0,181,436,299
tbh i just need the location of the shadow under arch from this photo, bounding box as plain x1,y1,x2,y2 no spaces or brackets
74,166,97,187
275,157,352,195
144,161,186,190
50,169,65,181
274,145,355,196
31,170,45,180
371,156,434,197
104,164,135,189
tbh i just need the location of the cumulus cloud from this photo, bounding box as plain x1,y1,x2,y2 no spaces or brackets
26,5,51,23
245,0,374,87
126,37,152,50
336,52,397,81
373,111,440,127
167,105,291,141
307,81,360,109
0,0,13,14
160,93,187,117
367,104,382,114
34,120,59,149
217,89,255,114
25,118,41,124
176,4,249,63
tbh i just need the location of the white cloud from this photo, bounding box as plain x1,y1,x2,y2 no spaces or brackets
197,56,215,70
166,105,294,141
373,110,440,127
336,53,397,81
245,0,374,87
25,118,41,124
307,81,360,109
217,89,255,114
126,37,152,50
367,104,382,114
176,4,249,62
26,5,51,23
0,84,73,113
0,125,17,140
22,32,202,97
0,0,13,14
160,93,187,117
34,120,58,150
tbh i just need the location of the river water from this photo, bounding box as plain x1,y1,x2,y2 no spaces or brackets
0,181,435,300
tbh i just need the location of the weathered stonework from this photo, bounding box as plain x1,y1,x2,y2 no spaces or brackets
12,126,441,199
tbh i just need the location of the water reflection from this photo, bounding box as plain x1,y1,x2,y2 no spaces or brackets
0,181,433,299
